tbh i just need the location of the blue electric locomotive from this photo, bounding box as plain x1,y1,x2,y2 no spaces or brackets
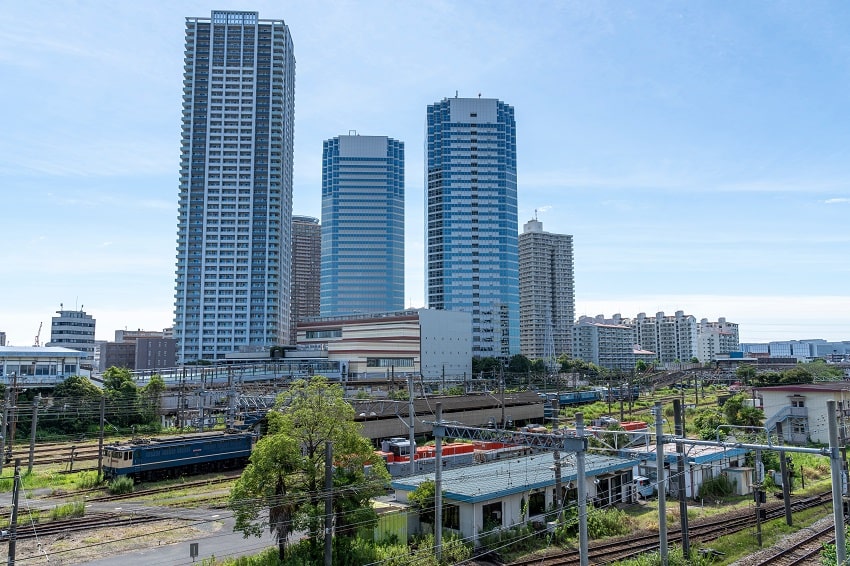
102,433,253,481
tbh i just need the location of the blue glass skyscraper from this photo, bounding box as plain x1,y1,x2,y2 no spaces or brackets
426,97,520,357
321,135,405,316
173,11,295,362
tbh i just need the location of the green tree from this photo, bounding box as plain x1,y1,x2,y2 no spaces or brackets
735,364,757,385
723,394,764,430
139,374,165,426
230,433,302,559
54,374,102,400
692,407,725,440
408,479,437,525
46,375,103,435
507,354,531,374
230,376,389,562
779,366,813,385
472,357,501,375
102,366,141,426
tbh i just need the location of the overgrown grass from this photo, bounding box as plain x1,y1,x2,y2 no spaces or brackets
615,545,715,566
108,476,134,495
75,470,101,489
49,498,85,520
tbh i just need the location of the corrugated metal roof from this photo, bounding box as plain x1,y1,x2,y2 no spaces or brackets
391,453,634,503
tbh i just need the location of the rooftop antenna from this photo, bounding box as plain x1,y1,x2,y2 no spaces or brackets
478,93,481,98
455,90,458,98
534,208,538,221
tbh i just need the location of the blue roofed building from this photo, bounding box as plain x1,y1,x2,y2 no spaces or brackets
391,452,635,544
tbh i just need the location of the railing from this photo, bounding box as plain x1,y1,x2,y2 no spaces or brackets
765,405,808,432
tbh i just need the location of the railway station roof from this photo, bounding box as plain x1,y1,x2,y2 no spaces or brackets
391,453,634,504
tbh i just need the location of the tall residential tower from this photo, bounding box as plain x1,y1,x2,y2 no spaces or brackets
290,215,321,343
518,218,574,360
173,10,295,362
426,97,519,357
321,135,405,316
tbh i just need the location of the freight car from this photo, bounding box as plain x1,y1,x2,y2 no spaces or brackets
102,433,253,481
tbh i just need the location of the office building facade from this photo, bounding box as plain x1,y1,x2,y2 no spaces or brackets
321,135,404,316
173,10,296,362
290,215,322,344
426,97,519,357
518,218,574,360
46,308,96,361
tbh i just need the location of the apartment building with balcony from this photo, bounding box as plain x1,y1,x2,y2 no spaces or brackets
518,218,574,360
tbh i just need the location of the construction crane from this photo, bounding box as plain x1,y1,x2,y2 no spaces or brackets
33,322,42,347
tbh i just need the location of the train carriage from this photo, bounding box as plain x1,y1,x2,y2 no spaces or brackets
103,433,253,481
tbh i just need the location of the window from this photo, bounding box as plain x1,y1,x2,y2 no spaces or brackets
443,504,460,530
482,502,502,530
528,491,546,516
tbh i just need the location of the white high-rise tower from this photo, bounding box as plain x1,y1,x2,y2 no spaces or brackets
173,11,295,362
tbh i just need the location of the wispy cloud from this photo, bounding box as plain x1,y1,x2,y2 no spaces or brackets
824,198,850,205
521,170,850,195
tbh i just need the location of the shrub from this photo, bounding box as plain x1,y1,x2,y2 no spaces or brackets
49,499,85,520
108,476,134,495
75,471,101,489
698,474,734,498
586,507,631,539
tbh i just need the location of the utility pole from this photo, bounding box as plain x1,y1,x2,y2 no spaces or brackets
324,441,333,566
97,396,106,478
776,421,792,526
655,402,668,566
9,371,18,447
408,374,415,476
673,400,689,559
754,448,763,547
839,402,850,495
199,371,205,432
827,400,847,565
27,395,40,475
552,399,562,521
500,365,505,427
8,459,21,566
575,413,589,566
435,403,443,562
1,381,10,474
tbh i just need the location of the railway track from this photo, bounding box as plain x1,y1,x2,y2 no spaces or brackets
7,512,163,541
85,472,241,502
507,493,833,566
746,519,844,566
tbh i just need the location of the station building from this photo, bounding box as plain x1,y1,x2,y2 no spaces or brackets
0,346,87,387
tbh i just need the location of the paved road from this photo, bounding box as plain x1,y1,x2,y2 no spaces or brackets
2,489,277,565
83,514,276,566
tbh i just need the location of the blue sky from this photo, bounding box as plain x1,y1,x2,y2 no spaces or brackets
1,1,848,347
